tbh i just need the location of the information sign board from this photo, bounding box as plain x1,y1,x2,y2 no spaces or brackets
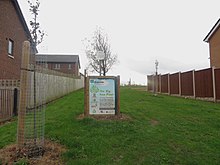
89,78,115,114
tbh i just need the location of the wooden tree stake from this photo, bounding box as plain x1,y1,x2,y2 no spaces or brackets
17,41,30,148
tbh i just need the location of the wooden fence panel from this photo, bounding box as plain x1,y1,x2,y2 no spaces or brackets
215,68,220,100
161,74,168,93
29,71,84,104
155,75,160,92
0,89,14,121
147,67,220,102
147,75,153,91
147,75,160,92
0,80,20,122
170,73,179,94
195,68,213,97
181,71,193,96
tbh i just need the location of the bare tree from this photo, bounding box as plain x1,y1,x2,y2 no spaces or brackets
28,0,45,147
28,0,45,51
85,28,118,76
17,0,46,158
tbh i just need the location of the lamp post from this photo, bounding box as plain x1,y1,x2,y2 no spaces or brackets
155,60,159,75
96,50,105,76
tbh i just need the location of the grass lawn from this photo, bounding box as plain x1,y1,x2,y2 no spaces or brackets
1,87,220,164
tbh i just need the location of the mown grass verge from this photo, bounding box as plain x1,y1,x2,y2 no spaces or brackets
1,87,220,164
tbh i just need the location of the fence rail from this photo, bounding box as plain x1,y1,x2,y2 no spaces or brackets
147,67,220,102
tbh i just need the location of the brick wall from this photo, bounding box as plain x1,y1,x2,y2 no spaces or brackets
0,0,29,79
209,27,220,68
46,62,79,76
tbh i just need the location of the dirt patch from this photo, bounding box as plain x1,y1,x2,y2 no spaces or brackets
150,119,159,126
0,139,66,165
77,113,131,121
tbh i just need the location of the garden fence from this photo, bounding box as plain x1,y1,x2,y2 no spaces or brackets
0,70,84,123
147,67,220,102
30,66,84,104
0,80,20,122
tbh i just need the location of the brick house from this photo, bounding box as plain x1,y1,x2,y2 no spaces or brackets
0,0,33,79
36,54,81,76
204,18,220,68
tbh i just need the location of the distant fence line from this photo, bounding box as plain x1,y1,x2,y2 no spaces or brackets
147,67,220,102
0,69,84,122
31,69,84,104
35,65,82,78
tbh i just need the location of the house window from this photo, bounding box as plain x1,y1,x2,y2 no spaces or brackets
68,64,72,69
54,64,60,69
8,39,14,56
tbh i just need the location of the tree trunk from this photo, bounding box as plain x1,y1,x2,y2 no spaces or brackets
102,60,106,76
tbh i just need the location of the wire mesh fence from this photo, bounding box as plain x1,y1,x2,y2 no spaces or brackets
17,41,47,158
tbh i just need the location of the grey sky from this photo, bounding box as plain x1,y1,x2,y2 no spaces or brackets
17,0,219,85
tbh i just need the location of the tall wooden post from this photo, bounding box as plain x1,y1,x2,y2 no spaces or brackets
116,76,120,115
193,70,196,98
84,70,89,116
168,73,170,95
17,41,30,148
179,72,182,96
212,67,216,102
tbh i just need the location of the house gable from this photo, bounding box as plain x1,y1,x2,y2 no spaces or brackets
204,18,220,43
12,0,32,40
36,54,81,76
0,0,32,79
204,18,220,68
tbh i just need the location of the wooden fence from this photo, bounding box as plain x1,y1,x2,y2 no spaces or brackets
30,69,84,104
181,70,194,96
147,67,220,102
0,80,20,122
215,69,220,100
0,70,84,123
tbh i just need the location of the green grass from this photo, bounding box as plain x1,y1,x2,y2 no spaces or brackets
0,120,17,148
1,87,220,164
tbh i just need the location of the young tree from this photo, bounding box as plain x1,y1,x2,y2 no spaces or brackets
28,0,45,140
28,0,45,51
85,28,118,76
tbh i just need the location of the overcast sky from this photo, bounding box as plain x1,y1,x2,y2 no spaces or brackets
17,0,219,85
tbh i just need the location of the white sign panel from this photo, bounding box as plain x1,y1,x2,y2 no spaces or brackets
96,51,105,60
89,78,115,114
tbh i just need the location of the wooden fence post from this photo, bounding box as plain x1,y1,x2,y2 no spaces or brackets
159,74,161,93
116,75,120,115
212,67,216,102
192,70,196,98
17,41,30,148
84,69,89,116
168,73,170,95
179,72,182,96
